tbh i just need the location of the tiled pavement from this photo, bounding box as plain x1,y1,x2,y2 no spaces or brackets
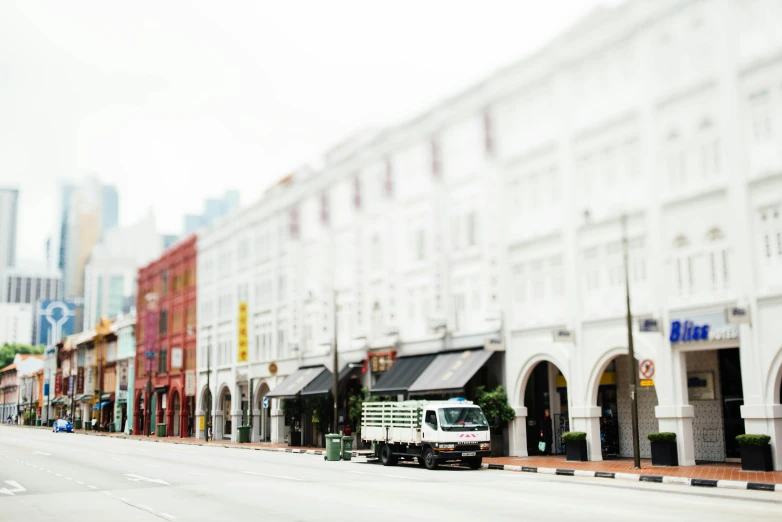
486,454,782,486
21,425,782,489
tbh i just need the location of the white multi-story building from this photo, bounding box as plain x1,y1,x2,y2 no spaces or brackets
197,0,782,468
83,212,163,331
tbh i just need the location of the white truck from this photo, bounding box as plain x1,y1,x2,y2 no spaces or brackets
361,398,491,470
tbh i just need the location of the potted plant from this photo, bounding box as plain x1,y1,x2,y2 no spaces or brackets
736,434,773,471
562,431,588,461
474,385,516,457
282,393,304,447
648,432,678,466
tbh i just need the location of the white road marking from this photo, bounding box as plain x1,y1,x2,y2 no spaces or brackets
159,513,176,520
65,477,72,481
241,471,303,481
136,504,153,512
119,497,129,502
0,481,26,496
55,473,62,477
100,491,113,497
124,474,170,485
146,464,161,468
32,451,50,456
76,481,84,485
87,485,97,489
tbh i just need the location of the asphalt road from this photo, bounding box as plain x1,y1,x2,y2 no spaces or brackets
0,425,781,522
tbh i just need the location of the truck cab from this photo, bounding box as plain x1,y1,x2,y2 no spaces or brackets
419,400,491,469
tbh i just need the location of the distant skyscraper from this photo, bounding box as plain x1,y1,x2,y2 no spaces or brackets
0,263,61,304
0,188,19,273
50,177,119,299
182,190,240,236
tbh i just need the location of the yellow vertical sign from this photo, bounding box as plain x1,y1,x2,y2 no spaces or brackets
238,302,248,363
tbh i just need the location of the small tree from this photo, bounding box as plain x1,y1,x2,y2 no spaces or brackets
474,385,515,433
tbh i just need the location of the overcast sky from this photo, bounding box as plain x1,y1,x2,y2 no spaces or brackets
0,0,613,262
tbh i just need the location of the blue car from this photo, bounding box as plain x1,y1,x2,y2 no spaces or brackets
53,419,73,433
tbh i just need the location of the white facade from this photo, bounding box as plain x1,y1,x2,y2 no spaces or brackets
196,0,782,465
0,188,19,274
83,212,163,330
1,263,61,304
0,303,34,345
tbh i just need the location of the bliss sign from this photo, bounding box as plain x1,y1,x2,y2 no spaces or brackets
670,320,738,343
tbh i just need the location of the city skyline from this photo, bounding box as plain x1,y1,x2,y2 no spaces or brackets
0,0,604,262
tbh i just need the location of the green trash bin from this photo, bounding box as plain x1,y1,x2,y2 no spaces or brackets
85,420,92,431
74,419,83,430
156,423,167,437
47,419,54,427
36,419,41,426
237,425,251,443
342,436,353,461
325,434,342,461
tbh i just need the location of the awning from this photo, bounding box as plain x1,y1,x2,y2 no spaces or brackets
76,394,92,402
154,386,168,394
266,366,326,399
101,393,115,401
407,350,494,395
51,397,66,404
300,363,362,397
371,354,437,396
92,401,110,410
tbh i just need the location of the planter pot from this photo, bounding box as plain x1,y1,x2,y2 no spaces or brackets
650,441,678,466
565,440,588,462
289,431,302,447
740,444,773,472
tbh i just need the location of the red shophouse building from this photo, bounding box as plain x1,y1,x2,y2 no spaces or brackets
134,235,197,437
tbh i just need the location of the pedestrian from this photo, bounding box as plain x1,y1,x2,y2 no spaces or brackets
343,424,352,437
539,409,553,455
188,415,193,438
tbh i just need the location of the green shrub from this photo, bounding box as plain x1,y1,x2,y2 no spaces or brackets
561,431,587,442
647,432,677,443
736,434,771,446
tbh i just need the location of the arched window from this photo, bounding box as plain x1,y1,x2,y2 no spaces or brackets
673,235,693,295
706,227,729,290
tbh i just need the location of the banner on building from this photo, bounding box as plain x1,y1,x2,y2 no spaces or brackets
171,348,183,369
76,367,84,394
67,375,74,396
85,367,95,396
145,309,159,372
25,379,33,402
44,383,50,397
185,370,196,397
238,302,248,363
119,360,129,391
54,374,62,395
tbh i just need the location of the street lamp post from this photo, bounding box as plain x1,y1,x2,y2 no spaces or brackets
621,214,642,470
205,334,211,443
144,293,158,437
332,289,339,435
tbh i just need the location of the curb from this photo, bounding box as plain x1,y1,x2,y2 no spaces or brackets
481,463,782,493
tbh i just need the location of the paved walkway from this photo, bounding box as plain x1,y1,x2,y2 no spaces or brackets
487,454,782,485
31,426,782,485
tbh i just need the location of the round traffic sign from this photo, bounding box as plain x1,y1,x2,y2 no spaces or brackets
639,359,655,379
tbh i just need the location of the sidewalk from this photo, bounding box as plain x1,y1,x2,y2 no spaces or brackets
485,454,782,488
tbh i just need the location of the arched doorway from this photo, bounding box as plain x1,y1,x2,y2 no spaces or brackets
172,392,181,438
592,354,658,460
257,382,271,442
199,386,212,439
522,361,569,455
220,388,232,440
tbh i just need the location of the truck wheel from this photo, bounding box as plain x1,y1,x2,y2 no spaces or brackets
466,458,482,470
422,447,438,470
379,444,397,466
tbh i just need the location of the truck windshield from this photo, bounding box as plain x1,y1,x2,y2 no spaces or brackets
437,407,489,431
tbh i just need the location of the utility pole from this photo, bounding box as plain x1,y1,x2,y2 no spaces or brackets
622,214,641,470
97,324,104,432
332,288,339,434
205,333,211,443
